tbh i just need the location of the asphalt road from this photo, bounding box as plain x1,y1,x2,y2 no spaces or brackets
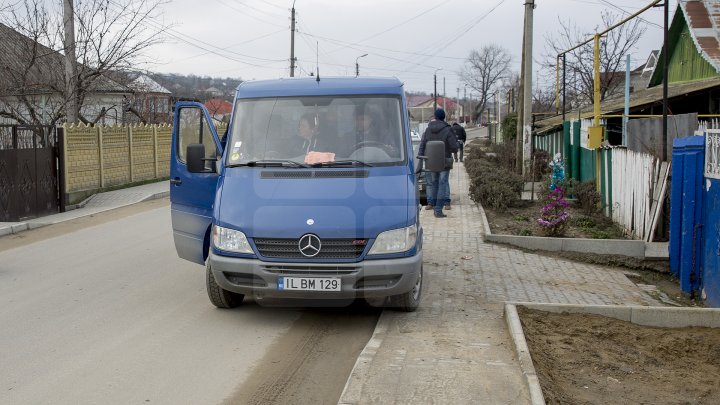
0,200,378,404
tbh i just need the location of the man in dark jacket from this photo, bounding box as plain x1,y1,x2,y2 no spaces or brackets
451,122,467,162
418,108,459,218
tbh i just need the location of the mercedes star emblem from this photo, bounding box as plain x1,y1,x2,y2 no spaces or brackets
298,234,321,257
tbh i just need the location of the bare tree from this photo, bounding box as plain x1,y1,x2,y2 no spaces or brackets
459,44,512,120
0,0,166,125
543,11,645,108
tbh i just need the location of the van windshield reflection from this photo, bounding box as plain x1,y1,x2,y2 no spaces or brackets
225,95,405,167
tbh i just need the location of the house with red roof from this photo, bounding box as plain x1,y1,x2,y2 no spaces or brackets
204,98,233,122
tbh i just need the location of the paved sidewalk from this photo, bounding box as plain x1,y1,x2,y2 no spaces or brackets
339,165,659,404
0,181,169,236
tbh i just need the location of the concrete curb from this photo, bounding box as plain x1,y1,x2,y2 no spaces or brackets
505,302,720,405
508,302,720,327
337,310,391,405
477,201,493,239
0,190,169,238
476,200,667,260
503,304,546,405
487,234,648,258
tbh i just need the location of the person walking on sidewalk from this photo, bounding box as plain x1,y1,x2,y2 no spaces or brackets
419,108,459,218
442,122,467,210
451,122,466,162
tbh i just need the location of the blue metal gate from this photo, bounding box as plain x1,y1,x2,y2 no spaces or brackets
669,136,705,295
702,130,720,307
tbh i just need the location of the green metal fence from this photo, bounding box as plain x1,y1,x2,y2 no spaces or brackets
533,120,613,215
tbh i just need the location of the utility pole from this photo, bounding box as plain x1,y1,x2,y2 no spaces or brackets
623,54,630,145
433,73,438,111
515,4,526,174
443,77,446,110
290,1,296,77
63,0,78,123
661,0,669,161
463,86,467,123
521,0,535,175
355,53,367,77
506,90,511,115
456,87,460,122
511,87,515,112
433,68,441,111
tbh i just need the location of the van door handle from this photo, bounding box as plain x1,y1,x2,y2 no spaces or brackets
170,178,182,185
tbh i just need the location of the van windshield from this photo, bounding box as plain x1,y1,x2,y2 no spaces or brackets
225,95,405,167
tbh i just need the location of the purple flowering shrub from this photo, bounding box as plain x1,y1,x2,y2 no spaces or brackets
537,186,570,237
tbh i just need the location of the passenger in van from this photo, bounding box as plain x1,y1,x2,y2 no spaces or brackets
350,109,399,157
289,113,336,163
292,113,320,154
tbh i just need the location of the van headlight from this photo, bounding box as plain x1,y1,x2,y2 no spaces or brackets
212,225,253,254
368,224,417,255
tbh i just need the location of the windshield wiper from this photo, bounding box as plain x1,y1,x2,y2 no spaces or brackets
310,160,373,167
228,160,310,168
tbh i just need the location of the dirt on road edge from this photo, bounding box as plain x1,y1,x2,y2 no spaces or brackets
0,198,170,252
224,305,379,405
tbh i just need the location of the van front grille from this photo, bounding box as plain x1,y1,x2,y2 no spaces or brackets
253,238,367,259
262,265,359,275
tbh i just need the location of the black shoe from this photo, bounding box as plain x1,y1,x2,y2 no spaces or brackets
434,212,447,218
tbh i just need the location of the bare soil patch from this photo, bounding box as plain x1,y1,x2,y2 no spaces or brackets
518,307,720,405
225,303,379,405
485,200,626,240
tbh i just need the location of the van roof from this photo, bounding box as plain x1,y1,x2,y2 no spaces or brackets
235,76,404,98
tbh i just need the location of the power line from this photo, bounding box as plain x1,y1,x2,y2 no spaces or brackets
399,0,508,74
295,29,443,71
296,29,465,61
215,0,288,29
598,0,663,29
254,0,288,11
105,0,287,69
229,0,288,19
323,1,456,55
296,21,345,76
171,28,286,63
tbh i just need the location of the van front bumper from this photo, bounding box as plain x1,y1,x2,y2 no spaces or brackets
209,251,422,299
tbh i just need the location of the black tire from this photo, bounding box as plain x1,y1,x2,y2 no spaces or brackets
206,260,244,309
388,266,423,312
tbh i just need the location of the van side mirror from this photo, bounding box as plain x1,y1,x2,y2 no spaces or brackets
187,144,206,173
419,140,445,172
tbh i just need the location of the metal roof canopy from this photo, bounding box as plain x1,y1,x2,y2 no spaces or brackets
535,76,720,134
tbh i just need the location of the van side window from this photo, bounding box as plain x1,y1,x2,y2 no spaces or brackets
178,107,216,168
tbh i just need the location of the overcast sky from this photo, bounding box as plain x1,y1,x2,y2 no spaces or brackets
129,0,675,94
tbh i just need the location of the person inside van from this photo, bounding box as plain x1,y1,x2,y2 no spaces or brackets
292,113,320,154
351,108,399,158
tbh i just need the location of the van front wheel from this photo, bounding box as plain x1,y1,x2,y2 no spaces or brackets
389,266,422,312
206,261,244,309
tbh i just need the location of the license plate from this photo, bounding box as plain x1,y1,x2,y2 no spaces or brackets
278,277,341,291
